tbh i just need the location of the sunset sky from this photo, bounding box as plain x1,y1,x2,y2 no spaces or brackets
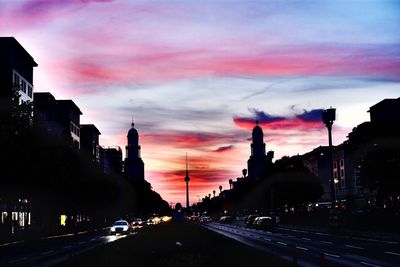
1,0,399,205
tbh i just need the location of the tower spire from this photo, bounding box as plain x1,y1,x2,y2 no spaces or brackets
184,153,190,209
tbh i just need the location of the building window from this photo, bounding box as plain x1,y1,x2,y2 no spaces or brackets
13,73,20,86
333,161,337,168
334,171,338,178
340,169,344,178
27,85,33,98
340,159,344,167
21,80,26,93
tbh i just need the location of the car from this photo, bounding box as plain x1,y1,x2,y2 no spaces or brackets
199,215,211,223
131,218,143,228
219,216,234,223
254,216,274,230
245,214,259,228
110,220,130,235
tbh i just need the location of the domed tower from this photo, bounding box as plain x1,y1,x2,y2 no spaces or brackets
251,120,266,157
247,120,273,181
125,122,145,181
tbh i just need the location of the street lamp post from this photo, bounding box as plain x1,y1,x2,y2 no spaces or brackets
322,108,336,210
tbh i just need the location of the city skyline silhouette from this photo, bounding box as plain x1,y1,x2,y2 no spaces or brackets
1,0,399,206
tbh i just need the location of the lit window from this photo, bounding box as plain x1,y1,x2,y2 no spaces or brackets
333,161,337,168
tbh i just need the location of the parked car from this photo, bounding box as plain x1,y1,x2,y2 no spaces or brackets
219,216,234,223
199,215,211,223
254,216,274,230
245,214,259,228
110,220,130,235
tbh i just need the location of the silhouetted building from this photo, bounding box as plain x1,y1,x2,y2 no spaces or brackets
301,146,331,203
33,92,82,148
247,121,274,181
0,37,38,103
102,147,123,175
80,124,101,163
124,122,144,181
304,97,400,210
369,97,400,126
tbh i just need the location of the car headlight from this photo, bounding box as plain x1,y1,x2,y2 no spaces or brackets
123,226,128,231
111,227,116,232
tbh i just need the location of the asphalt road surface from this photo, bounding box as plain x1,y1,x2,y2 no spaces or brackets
0,229,132,267
204,222,400,267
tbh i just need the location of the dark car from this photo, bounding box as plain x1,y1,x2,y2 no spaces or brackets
245,214,259,228
255,216,274,230
219,216,234,223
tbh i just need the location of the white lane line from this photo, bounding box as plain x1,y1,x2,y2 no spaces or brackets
0,240,24,247
302,237,311,241
296,246,308,251
41,250,54,256
277,241,287,246
345,244,364,250
264,238,271,241
63,245,73,249
79,241,86,245
324,253,340,258
360,261,382,267
321,241,333,244
8,257,27,264
315,232,329,236
383,241,399,245
385,251,400,256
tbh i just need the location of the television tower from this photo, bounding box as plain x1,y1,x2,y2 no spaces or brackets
184,153,190,209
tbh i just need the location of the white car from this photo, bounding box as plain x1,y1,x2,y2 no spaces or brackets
110,220,130,234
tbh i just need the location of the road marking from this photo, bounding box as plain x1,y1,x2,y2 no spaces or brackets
79,241,86,245
315,232,329,236
360,262,381,267
345,244,364,250
302,237,311,241
8,257,27,264
277,242,287,246
324,253,340,258
385,251,400,256
264,238,271,241
41,250,54,256
63,245,73,249
0,240,24,247
296,246,308,251
320,241,333,244
383,241,399,245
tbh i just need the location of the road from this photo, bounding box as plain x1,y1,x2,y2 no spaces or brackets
0,229,132,267
204,222,400,267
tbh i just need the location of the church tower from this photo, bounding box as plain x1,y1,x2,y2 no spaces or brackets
124,122,145,181
247,120,273,181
